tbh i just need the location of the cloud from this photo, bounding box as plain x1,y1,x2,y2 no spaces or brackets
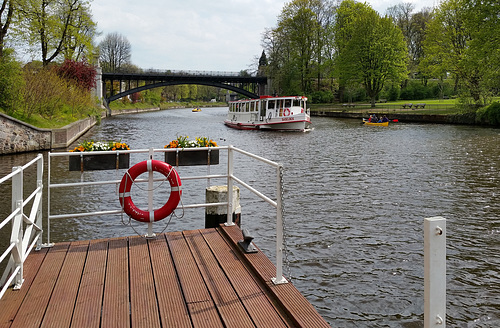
91,0,436,72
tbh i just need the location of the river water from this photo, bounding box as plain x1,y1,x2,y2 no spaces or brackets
1,107,499,327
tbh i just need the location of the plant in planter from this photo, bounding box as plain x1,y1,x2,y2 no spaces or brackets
69,140,131,171
164,136,219,166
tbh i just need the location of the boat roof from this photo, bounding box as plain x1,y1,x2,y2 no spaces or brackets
229,96,307,103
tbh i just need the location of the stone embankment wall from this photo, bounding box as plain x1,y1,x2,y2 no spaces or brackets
1,113,98,155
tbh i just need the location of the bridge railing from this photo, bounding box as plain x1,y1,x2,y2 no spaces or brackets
109,69,256,77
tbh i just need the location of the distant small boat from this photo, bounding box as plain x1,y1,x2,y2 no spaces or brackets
363,119,389,126
192,108,201,112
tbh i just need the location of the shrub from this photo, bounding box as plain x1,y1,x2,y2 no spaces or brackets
0,49,24,114
310,90,334,103
57,59,97,91
476,102,500,125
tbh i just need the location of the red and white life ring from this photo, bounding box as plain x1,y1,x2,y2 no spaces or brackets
119,160,182,223
283,108,291,116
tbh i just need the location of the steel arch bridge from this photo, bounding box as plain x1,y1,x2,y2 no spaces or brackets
101,70,268,106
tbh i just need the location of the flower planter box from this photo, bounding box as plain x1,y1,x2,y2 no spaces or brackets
69,153,130,171
165,149,219,166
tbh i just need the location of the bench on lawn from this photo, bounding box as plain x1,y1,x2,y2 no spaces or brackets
402,103,413,109
414,103,426,109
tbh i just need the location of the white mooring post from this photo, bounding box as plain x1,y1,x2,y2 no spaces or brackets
225,146,235,226
424,216,446,328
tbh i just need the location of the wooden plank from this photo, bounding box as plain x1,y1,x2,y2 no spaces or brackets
167,231,223,328
184,229,255,328
149,234,192,328
102,237,130,328
71,239,108,328
129,235,160,328
0,247,48,328
9,242,70,328
40,240,89,328
202,228,289,328
220,225,331,328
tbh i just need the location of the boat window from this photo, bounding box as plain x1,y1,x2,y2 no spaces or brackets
268,100,276,110
285,99,292,108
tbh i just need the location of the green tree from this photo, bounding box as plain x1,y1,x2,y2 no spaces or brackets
333,0,408,107
15,0,96,66
262,0,334,95
0,48,24,114
421,0,499,106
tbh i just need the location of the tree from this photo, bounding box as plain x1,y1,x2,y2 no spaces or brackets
99,32,131,72
420,0,497,106
333,0,408,107
0,0,14,58
262,0,334,95
15,0,96,66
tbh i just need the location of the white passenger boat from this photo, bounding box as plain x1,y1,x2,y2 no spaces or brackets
225,96,312,131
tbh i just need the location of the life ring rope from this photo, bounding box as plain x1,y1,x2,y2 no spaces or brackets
119,160,182,224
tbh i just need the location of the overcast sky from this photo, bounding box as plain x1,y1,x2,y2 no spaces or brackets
91,0,437,72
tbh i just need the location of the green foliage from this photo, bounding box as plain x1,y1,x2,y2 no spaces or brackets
0,49,24,114
143,89,162,106
333,0,408,106
420,0,499,106
475,102,500,125
386,84,400,101
14,0,96,65
310,90,334,103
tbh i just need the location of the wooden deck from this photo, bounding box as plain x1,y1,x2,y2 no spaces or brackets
0,224,330,328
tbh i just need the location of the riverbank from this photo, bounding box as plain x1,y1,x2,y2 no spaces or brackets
310,108,477,125
0,102,230,155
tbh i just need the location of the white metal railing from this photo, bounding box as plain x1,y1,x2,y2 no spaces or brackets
47,146,288,284
0,152,449,325
0,154,44,299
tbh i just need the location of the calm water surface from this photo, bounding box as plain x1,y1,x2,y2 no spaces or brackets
1,107,499,327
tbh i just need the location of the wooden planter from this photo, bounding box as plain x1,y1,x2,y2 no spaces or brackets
69,153,130,171
165,149,219,166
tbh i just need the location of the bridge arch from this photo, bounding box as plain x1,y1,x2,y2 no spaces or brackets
106,80,259,105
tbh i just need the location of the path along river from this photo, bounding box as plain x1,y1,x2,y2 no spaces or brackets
0,107,499,327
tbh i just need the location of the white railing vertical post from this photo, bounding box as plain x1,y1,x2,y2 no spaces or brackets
11,167,24,289
35,154,43,249
272,165,287,285
225,146,235,226
146,148,155,237
47,152,52,246
424,216,446,328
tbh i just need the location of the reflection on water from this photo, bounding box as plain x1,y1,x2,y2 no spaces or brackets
1,108,499,327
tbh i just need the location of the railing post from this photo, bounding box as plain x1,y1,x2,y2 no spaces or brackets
146,148,155,238
36,154,43,250
272,165,287,285
11,167,24,289
225,146,235,226
424,216,446,328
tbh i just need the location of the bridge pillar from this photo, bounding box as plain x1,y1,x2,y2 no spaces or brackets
92,60,103,107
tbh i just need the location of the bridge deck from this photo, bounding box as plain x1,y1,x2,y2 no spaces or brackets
0,224,330,328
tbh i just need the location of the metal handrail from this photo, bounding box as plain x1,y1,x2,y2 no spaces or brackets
48,146,288,285
0,153,44,299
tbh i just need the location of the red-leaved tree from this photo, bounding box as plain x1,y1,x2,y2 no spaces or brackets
57,59,97,91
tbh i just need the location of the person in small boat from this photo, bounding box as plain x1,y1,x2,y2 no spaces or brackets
370,114,378,123
381,115,389,122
